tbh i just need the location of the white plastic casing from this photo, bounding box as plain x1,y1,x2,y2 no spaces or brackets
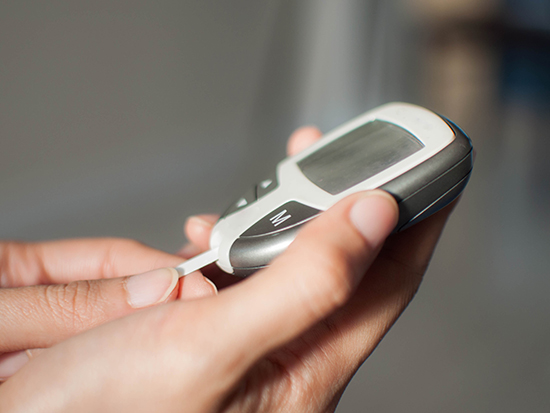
210,102,456,274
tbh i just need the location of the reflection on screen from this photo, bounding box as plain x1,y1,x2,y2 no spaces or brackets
297,120,424,195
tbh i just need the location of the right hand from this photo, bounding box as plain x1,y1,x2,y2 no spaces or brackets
0,188,455,412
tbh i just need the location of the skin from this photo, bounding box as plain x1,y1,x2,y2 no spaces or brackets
0,127,455,412
0,239,216,354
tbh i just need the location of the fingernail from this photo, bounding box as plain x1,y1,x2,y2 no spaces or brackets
203,277,218,295
349,191,398,246
125,268,179,308
0,351,29,381
187,216,214,229
179,272,218,300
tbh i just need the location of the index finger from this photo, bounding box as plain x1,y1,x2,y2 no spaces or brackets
0,238,184,288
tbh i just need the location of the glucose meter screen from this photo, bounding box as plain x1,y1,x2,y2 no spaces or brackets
298,120,424,195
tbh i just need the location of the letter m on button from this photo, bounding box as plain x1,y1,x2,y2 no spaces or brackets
269,210,291,227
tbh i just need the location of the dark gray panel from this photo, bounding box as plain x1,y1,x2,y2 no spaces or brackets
232,265,268,277
381,117,473,231
229,225,302,270
241,201,320,237
399,174,471,231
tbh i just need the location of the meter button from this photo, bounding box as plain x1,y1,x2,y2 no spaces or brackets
235,198,248,208
256,172,279,199
220,186,257,218
259,179,273,190
241,201,321,237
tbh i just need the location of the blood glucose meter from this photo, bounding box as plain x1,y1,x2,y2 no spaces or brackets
176,102,473,277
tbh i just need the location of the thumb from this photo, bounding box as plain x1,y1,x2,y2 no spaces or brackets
0,268,180,353
213,190,398,367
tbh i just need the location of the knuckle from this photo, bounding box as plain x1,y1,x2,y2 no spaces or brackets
0,242,42,288
300,246,355,319
43,281,101,331
322,269,354,310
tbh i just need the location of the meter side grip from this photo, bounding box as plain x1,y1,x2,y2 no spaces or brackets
229,225,301,276
380,117,473,231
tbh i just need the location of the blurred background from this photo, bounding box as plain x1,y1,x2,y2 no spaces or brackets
1,0,549,411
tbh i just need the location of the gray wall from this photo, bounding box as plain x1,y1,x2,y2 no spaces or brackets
1,1,278,249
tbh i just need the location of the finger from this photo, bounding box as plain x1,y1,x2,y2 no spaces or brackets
0,268,180,352
0,272,216,381
0,351,29,382
183,215,219,252
0,238,186,288
24,348,44,360
286,126,322,156
0,348,46,382
211,190,398,366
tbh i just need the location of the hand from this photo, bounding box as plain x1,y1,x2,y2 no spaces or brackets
0,128,456,411
0,126,324,381
0,125,321,381
0,238,216,381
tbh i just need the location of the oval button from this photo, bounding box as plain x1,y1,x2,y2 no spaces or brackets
241,201,321,237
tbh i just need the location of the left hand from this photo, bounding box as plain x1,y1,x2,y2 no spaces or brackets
0,125,320,381
0,238,216,381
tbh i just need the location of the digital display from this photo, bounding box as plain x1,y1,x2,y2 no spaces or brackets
297,120,424,195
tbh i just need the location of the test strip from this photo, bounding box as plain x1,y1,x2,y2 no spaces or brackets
175,248,219,277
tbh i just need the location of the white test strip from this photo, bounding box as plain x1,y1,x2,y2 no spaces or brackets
175,248,219,277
